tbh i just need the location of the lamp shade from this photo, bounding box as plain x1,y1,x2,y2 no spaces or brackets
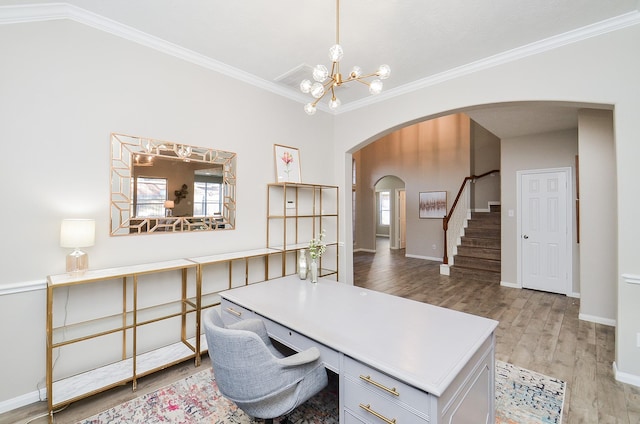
60,219,95,248
164,200,175,209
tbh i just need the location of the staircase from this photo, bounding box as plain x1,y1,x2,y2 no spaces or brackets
450,205,501,283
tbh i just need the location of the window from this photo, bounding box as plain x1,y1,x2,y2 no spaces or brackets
135,177,167,217
379,191,390,226
194,181,222,216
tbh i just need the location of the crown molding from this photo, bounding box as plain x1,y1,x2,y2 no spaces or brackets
0,2,302,102
1,3,639,115
339,10,640,113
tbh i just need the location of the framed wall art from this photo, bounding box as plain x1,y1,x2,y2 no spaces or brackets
419,191,447,219
274,144,301,183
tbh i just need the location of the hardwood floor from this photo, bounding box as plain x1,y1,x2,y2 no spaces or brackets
354,238,640,423
3,239,639,423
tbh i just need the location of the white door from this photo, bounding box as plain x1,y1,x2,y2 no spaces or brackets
519,168,571,294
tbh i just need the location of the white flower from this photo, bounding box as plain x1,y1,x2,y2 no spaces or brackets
308,230,326,259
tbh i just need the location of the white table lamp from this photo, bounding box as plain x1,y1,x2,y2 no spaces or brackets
60,219,95,276
164,200,175,216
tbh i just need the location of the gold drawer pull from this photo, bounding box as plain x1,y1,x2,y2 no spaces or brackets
225,307,242,317
359,403,397,424
359,375,400,396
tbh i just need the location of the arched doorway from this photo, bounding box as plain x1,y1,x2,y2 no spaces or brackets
374,176,406,251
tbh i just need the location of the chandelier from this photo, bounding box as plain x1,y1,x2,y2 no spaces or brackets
300,0,390,115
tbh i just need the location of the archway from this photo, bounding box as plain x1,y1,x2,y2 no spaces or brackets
373,175,406,251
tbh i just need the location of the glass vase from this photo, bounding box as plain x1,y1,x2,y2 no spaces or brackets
298,249,308,280
310,258,318,283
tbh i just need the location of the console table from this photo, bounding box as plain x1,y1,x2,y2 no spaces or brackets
220,276,499,424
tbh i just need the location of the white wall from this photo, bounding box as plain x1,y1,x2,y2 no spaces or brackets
470,122,501,210
334,23,640,384
0,20,335,407
500,129,579,294
577,110,617,325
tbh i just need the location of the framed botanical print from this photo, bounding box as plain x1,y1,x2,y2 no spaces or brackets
274,144,301,183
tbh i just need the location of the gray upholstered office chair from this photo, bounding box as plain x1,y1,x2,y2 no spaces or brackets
203,308,328,424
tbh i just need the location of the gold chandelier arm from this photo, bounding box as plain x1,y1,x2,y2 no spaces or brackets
352,78,371,87
355,72,381,80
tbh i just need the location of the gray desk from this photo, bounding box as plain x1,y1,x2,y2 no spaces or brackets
219,276,498,423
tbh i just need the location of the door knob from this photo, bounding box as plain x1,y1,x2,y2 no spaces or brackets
523,235,529,239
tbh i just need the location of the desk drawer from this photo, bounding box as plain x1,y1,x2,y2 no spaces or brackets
344,378,428,424
220,299,255,324
344,356,431,418
261,317,340,372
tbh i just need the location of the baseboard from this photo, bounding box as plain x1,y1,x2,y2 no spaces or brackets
353,248,376,253
579,313,616,327
613,362,640,388
405,254,442,262
568,291,581,299
500,281,521,289
0,387,45,414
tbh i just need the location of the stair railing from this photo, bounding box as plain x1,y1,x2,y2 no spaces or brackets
443,170,499,265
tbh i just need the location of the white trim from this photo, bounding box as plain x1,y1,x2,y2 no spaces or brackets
354,248,376,253
568,291,581,299
1,4,639,114
0,387,46,414
0,3,309,106
405,254,442,262
0,279,46,296
440,264,450,276
613,362,640,388
579,313,616,327
622,273,640,285
338,11,640,113
500,280,521,289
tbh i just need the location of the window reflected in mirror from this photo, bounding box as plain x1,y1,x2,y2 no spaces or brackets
110,133,236,236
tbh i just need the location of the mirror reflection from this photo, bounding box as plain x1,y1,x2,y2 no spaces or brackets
110,133,236,236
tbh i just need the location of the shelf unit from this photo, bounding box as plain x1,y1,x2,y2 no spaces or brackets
189,247,286,354
45,183,340,420
267,182,339,280
46,259,198,422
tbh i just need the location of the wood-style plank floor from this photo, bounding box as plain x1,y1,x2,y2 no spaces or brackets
3,238,639,423
353,239,640,423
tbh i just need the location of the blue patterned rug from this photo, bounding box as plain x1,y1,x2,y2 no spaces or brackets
76,360,564,423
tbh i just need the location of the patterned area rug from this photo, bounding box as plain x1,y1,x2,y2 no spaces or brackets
77,360,564,423
495,361,566,424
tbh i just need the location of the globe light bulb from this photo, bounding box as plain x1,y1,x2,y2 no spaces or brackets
377,64,391,80
300,79,312,93
328,44,344,62
328,97,341,110
304,103,317,115
369,79,383,95
313,65,329,82
310,82,325,99
350,66,362,79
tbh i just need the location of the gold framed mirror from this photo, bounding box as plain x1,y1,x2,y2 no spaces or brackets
110,133,236,236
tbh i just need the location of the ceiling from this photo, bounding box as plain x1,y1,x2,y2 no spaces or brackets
3,0,637,137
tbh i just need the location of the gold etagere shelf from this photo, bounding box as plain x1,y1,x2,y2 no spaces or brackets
267,182,339,280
